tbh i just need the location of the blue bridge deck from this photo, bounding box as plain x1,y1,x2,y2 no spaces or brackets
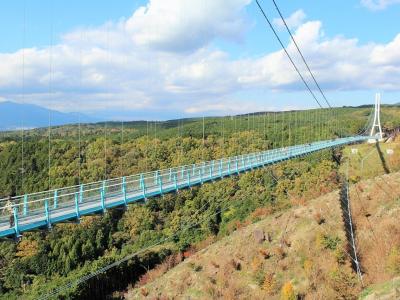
0,136,370,238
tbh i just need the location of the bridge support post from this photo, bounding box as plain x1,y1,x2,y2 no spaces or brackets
44,199,51,229
140,174,146,198
199,165,203,184
74,192,80,219
155,171,159,185
210,161,214,179
79,185,83,204
159,174,164,193
13,207,20,237
228,158,231,175
101,181,106,212
174,173,178,191
235,158,239,174
53,190,58,209
219,160,223,177
23,195,28,216
122,177,127,206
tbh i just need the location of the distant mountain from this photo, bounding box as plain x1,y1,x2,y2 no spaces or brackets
0,101,100,131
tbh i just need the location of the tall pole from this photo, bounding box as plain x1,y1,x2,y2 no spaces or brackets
369,93,383,140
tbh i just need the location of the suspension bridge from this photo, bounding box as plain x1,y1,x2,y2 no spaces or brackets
0,0,386,239
0,106,382,238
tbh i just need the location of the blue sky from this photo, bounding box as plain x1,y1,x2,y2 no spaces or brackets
1,0,400,120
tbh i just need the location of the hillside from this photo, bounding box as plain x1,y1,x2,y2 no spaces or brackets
350,173,400,298
126,171,400,299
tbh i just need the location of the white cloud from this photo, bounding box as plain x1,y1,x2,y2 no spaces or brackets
273,9,306,30
1,3,400,117
370,34,400,65
126,0,251,52
361,0,400,10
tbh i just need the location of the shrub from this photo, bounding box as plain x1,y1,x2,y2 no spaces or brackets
136,253,183,287
262,273,276,294
386,246,400,275
334,247,347,264
251,256,263,272
328,267,359,298
230,259,241,271
258,248,271,259
250,207,273,221
303,259,313,276
280,281,296,300
15,239,39,258
316,233,341,251
274,246,286,259
252,265,265,286
194,265,202,272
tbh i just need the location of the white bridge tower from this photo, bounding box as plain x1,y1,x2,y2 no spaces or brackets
369,93,383,142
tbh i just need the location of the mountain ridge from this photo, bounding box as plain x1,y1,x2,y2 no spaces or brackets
0,101,100,131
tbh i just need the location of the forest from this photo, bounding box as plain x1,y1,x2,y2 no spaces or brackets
0,106,399,299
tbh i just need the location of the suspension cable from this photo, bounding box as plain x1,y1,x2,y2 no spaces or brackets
103,121,107,180
120,119,124,177
281,111,284,147
271,0,331,109
20,0,26,195
78,31,83,185
145,120,149,172
255,0,323,109
221,115,225,154
48,2,54,191
104,23,110,181
78,116,81,184
202,116,205,161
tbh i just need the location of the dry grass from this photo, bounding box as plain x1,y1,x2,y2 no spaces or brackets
313,211,325,225
349,172,400,285
126,188,361,299
136,252,183,287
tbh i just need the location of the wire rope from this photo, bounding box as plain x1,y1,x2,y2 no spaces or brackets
78,31,83,185
202,116,205,161
20,0,27,196
271,0,331,109
255,0,323,109
48,1,54,191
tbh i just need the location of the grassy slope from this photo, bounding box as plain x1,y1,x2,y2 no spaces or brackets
360,277,400,300
342,140,400,181
349,176,400,299
126,190,357,299
125,142,400,300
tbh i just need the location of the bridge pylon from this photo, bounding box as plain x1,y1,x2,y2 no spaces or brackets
368,93,384,143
